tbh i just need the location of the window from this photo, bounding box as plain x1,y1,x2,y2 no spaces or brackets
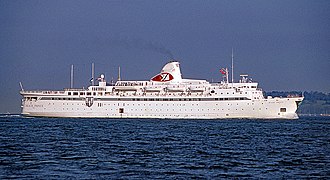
280,108,286,112
119,108,124,113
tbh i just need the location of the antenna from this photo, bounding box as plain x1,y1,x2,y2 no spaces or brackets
19,82,24,91
231,48,234,87
118,66,121,81
70,64,74,88
91,63,95,86
226,68,229,84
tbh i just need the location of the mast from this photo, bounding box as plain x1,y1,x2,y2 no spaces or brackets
231,48,234,87
70,64,74,88
118,66,121,81
226,68,229,84
19,82,24,91
91,63,95,86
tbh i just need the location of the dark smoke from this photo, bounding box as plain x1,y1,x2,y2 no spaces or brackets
111,37,174,59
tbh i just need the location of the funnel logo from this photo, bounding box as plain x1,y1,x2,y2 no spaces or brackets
151,73,174,82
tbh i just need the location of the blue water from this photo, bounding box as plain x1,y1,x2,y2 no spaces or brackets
0,115,329,179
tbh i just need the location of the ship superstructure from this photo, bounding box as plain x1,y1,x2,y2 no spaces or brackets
20,61,303,119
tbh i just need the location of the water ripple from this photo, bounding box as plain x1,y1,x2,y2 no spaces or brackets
0,116,329,179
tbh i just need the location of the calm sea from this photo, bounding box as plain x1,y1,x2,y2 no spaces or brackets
0,115,329,179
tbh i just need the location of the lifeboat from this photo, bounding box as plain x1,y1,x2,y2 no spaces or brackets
114,86,139,91
188,87,205,92
166,87,186,92
144,87,163,92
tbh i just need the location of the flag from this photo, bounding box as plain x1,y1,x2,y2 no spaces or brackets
90,78,94,82
220,68,227,75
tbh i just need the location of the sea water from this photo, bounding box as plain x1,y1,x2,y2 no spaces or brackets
0,115,329,179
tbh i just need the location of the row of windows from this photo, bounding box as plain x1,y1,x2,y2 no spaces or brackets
43,98,84,101
31,102,282,113
41,97,250,101
40,106,270,112
24,97,37,101
54,102,254,107
67,90,260,96
91,87,106,91
68,92,96,96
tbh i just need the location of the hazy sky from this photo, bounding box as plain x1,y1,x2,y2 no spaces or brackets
0,0,329,113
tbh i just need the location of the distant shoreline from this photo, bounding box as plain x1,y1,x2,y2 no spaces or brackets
299,114,330,117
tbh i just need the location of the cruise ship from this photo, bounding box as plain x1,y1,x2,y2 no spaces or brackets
20,61,303,119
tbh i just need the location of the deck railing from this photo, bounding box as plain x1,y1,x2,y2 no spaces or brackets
21,90,66,94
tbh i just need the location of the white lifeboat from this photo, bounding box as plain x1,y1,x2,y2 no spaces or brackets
166,86,185,92
114,86,139,91
144,87,163,92
189,87,205,92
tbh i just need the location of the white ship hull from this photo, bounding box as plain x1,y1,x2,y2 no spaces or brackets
20,61,303,119
21,93,302,119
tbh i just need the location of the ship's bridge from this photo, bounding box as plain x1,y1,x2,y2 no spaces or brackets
232,83,258,90
234,74,259,90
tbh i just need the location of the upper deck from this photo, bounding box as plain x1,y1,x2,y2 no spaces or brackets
19,61,271,101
